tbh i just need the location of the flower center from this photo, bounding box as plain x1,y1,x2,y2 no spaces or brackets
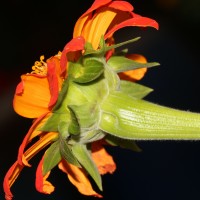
31,55,47,75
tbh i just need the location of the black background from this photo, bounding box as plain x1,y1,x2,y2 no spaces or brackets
1,0,200,199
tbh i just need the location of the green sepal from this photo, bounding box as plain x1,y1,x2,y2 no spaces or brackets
53,79,69,111
100,91,200,140
40,113,70,132
68,103,99,129
69,130,106,144
107,55,160,73
84,36,141,56
43,140,62,176
71,143,102,191
120,80,153,99
59,136,81,167
58,121,70,138
68,106,80,135
105,134,142,152
68,58,104,83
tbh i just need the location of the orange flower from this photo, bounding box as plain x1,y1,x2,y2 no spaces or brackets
4,0,159,199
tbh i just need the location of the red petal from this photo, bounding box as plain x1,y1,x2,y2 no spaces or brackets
82,0,112,17
105,16,159,39
108,1,133,12
15,81,24,95
47,60,59,108
60,37,85,76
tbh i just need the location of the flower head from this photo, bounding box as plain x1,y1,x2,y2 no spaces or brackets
4,0,159,199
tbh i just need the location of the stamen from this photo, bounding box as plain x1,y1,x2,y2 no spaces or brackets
31,55,47,75
54,51,62,59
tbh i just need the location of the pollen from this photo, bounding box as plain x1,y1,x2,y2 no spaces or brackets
31,55,47,75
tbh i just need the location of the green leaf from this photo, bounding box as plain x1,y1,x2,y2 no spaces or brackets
59,136,81,167
120,80,153,99
43,141,61,175
105,134,142,152
72,143,102,191
107,56,160,73
100,91,200,140
68,58,104,83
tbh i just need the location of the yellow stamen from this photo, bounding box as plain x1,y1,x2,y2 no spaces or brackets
31,55,47,75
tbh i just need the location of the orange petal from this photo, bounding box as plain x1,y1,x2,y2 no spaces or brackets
35,156,55,194
58,160,102,198
21,131,58,166
91,141,116,175
119,54,147,81
83,8,117,49
17,112,51,166
13,74,51,118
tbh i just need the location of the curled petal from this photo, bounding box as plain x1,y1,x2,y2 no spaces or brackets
4,132,57,199
58,160,102,198
91,141,116,175
105,16,159,39
35,156,55,194
3,162,23,200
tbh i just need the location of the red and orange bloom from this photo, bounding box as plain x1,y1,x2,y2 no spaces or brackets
3,0,158,199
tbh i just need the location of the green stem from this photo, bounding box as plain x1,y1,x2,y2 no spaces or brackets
99,91,200,140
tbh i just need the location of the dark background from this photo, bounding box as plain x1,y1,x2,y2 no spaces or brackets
1,0,200,199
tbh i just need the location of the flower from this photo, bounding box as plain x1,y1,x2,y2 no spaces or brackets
3,0,159,199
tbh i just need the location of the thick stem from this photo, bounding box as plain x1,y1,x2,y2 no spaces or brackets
100,91,200,140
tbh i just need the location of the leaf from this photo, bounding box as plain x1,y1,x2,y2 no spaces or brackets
107,55,160,73
120,80,153,99
59,136,81,167
99,91,200,140
72,143,102,191
105,134,142,152
43,141,61,175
